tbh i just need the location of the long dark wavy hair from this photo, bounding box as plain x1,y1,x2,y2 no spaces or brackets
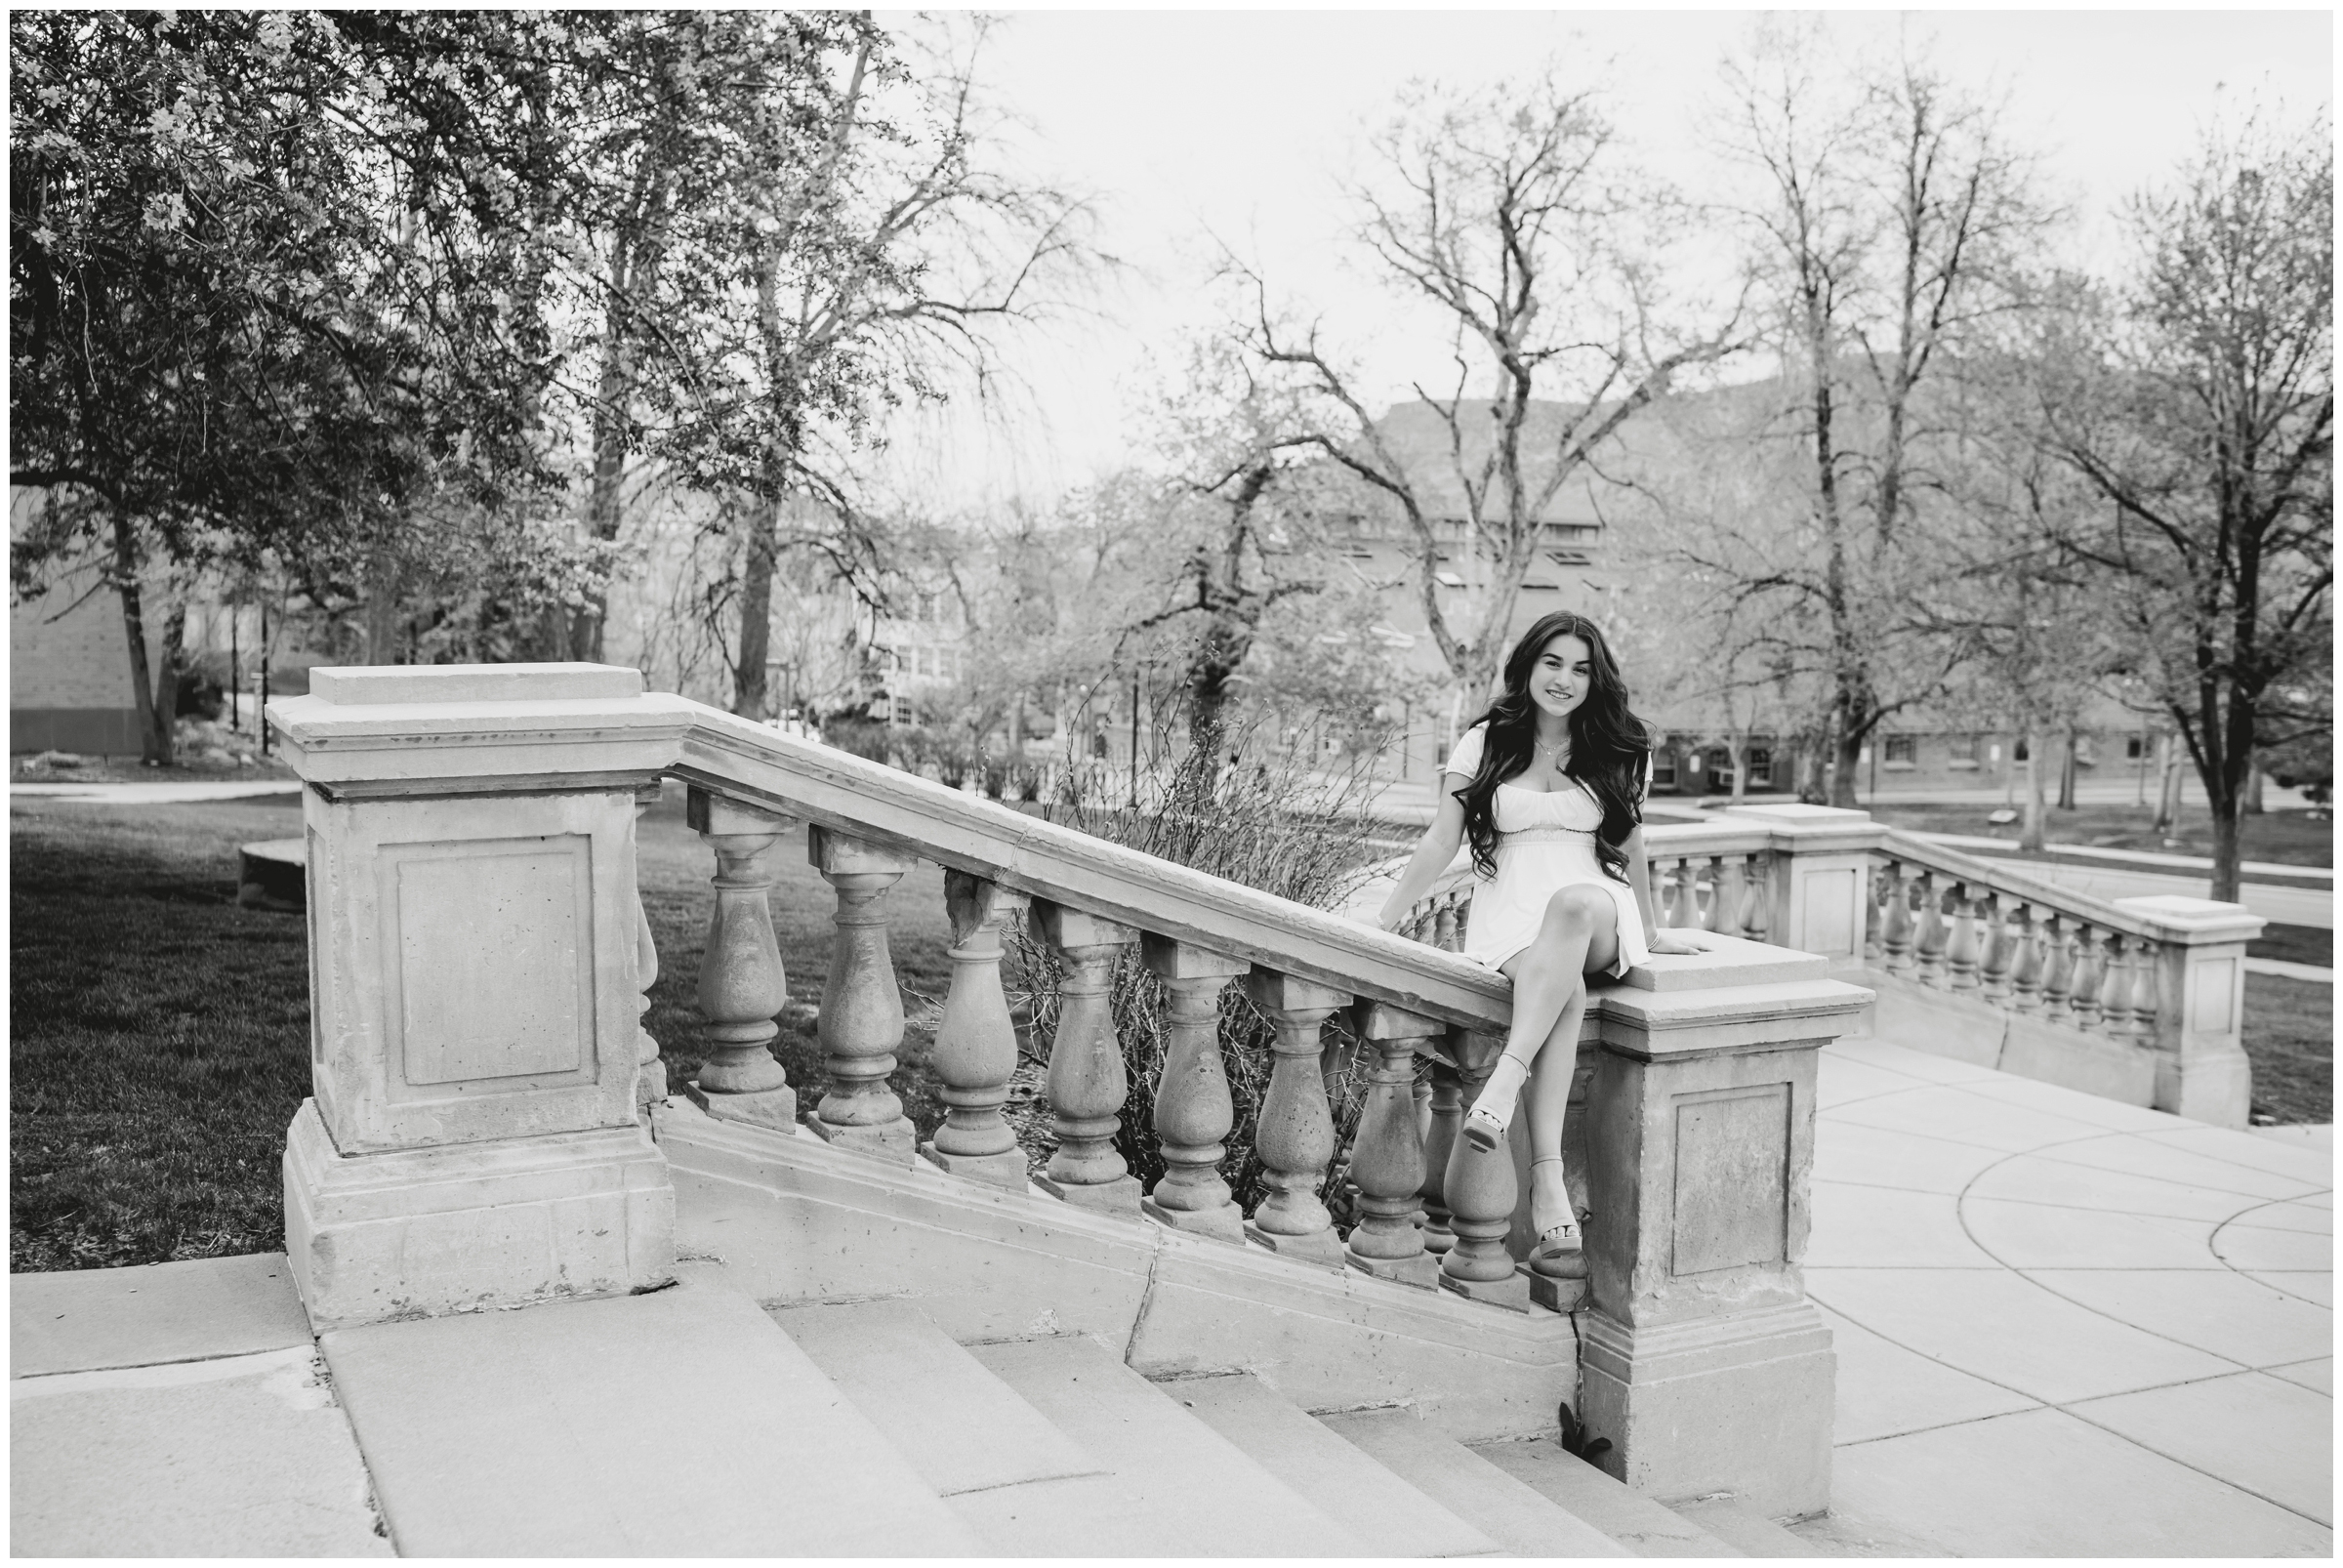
1453,612,1652,883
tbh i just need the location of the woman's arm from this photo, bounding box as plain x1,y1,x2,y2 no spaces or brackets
1375,782,1469,931
1625,825,1703,955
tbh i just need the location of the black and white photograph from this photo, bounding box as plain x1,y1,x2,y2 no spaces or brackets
9,7,2332,1557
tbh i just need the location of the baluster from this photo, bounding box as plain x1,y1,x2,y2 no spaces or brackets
2067,924,2106,1031
1344,1003,1443,1287
1863,862,1890,963
808,827,917,1161
1879,862,1916,971
2040,915,2076,1016
1912,873,1950,987
1718,854,1749,938
2005,904,2043,1012
1739,850,1770,942
2129,935,2166,1042
1650,857,1680,928
1242,971,1350,1264
1031,900,1141,1213
1418,1061,1461,1257
1432,894,1460,952
1437,1028,1530,1308
685,788,799,1131
632,782,667,1117
1944,883,1982,991
1976,893,2015,1000
1454,890,1471,948
921,872,1030,1191
2096,931,2135,1038
1140,935,1250,1241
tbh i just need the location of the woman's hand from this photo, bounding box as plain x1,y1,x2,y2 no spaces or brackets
1646,929,1705,957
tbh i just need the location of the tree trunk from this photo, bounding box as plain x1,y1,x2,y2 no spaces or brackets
1829,712,1864,808
1727,730,1747,803
2209,805,2243,903
108,510,171,765
153,598,187,752
2056,728,2078,810
2021,729,2047,853
364,549,401,665
2244,764,2266,814
2153,735,2183,833
732,494,779,719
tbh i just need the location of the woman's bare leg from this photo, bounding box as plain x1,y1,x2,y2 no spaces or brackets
1467,888,1619,1150
1525,986,1586,1245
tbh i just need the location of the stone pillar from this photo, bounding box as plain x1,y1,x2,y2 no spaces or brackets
1722,805,1884,970
1418,1064,1461,1257
2116,895,2264,1128
1242,970,1349,1265
1138,935,1250,1242
686,788,799,1132
1031,900,1141,1215
271,663,686,1331
807,827,918,1163
1344,1003,1442,1288
921,871,1031,1190
1575,947,1870,1517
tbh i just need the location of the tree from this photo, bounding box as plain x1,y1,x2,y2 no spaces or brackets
1686,24,2047,805
646,16,1096,722
2034,112,2332,899
1239,68,1743,711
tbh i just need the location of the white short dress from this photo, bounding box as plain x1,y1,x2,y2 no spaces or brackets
1443,723,1651,977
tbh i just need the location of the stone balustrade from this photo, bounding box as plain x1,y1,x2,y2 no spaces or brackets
1403,802,2264,1127
267,663,1872,1516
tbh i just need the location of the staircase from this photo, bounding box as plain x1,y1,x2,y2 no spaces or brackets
257,663,1872,1544
319,1263,1789,1557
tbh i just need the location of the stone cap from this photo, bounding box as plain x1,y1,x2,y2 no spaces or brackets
308,664,644,705
2113,895,2267,945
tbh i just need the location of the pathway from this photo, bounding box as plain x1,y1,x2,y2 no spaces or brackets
11,780,302,805
1808,1037,2332,1557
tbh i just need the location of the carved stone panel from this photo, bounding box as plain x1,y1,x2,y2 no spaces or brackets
1798,867,1858,957
1670,1083,1790,1277
388,838,596,1092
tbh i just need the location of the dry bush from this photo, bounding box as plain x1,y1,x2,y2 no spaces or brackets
1001,707,1404,1218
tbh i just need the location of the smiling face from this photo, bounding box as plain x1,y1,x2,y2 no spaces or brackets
1527,634,1593,725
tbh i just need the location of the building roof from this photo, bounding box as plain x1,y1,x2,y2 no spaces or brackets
1362,400,1608,528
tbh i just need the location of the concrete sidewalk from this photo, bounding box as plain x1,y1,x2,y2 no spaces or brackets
12,779,302,805
1807,1038,2332,1557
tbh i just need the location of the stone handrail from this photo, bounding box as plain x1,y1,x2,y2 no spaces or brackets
267,664,1868,1514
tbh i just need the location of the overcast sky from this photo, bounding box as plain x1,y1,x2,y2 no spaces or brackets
874,9,2333,509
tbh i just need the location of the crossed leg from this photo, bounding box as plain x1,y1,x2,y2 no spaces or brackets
1468,886,1621,1247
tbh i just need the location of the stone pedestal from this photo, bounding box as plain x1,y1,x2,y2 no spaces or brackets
1575,950,1869,1517
1721,804,1884,968
2117,895,2264,1129
268,663,689,1330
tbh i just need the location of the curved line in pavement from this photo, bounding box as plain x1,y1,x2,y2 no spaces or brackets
1808,1291,2332,1530
2208,1199,2338,1303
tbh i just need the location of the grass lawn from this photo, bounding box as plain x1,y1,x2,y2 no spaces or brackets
9,786,963,1272
1865,801,2332,869
11,791,2331,1272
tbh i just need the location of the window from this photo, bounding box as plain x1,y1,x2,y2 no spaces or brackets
2075,735,2096,766
1434,570,1466,588
1522,579,1560,593
1948,732,1979,770
1883,734,1916,768
1747,747,1773,787
2125,734,2147,761
2014,736,2030,763
1545,548,1592,566
1650,750,1678,788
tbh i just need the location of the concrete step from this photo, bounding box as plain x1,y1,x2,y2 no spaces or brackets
967,1334,1369,1556
1319,1407,1631,1558
1172,1371,1504,1558
1663,1494,1825,1557
320,1278,980,1556
1467,1438,1744,1557
770,1297,1193,1555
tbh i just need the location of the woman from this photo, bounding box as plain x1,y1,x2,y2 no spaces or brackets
1376,611,1698,1269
